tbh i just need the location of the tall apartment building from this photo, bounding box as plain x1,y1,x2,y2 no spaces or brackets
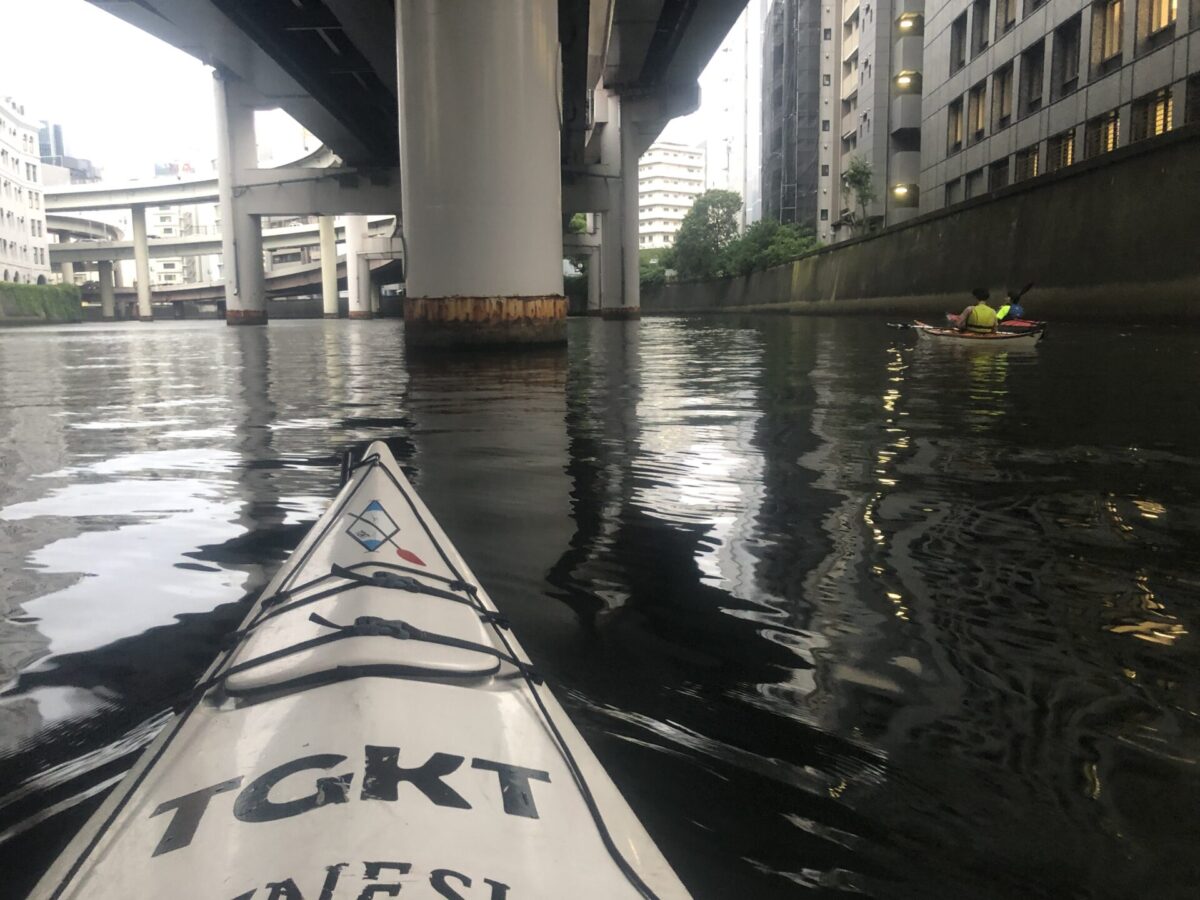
639,142,707,249
762,0,822,232
0,96,50,285
922,0,1200,211
763,0,921,242
702,0,770,229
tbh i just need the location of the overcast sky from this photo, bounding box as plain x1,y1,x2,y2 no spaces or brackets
0,0,741,181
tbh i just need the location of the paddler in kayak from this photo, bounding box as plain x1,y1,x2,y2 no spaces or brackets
954,287,998,333
997,291,1026,322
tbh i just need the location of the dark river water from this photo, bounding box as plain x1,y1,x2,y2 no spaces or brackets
1,317,1198,899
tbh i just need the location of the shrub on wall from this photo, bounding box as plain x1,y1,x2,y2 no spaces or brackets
0,282,82,323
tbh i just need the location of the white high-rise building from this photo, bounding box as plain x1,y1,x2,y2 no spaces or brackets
0,96,51,285
639,142,706,250
702,0,770,229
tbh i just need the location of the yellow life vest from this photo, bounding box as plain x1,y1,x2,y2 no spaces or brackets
966,303,997,332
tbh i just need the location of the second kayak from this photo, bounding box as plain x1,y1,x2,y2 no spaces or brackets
913,320,1043,349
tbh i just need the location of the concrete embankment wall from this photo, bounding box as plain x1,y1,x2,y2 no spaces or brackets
0,284,81,326
646,126,1200,321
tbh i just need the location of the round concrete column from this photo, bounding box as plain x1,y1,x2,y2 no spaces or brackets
599,211,623,315
131,205,153,322
319,216,339,318
214,71,267,326
345,215,372,319
609,111,642,320
98,261,115,319
397,0,565,348
60,261,76,287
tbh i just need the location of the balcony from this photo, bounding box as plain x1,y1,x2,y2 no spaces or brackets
842,109,859,139
842,69,859,98
891,94,923,133
842,29,859,61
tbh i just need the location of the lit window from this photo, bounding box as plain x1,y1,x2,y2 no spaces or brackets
1046,129,1075,171
1148,0,1176,32
1096,0,1122,62
1014,144,1040,180
1131,87,1173,139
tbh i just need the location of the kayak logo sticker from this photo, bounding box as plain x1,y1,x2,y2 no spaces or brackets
346,500,426,565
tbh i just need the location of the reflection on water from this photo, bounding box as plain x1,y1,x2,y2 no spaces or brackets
1,318,1199,898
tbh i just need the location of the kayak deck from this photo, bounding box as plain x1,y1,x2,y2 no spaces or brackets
33,442,688,900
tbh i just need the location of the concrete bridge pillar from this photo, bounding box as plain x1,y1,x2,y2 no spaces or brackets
131,205,153,321
587,246,601,314
98,261,115,319
396,0,565,348
610,106,642,320
59,261,76,287
319,216,339,318
345,215,372,319
214,70,267,326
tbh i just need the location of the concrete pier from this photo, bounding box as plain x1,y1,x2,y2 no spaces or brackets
98,261,115,319
396,0,565,348
319,216,338,318
130,206,153,321
345,215,372,319
215,71,266,326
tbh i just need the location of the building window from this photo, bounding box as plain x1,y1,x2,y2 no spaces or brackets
971,0,991,55
823,74,832,86
1091,0,1123,73
968,81,988,142
993,63,1014,129
988,158,1010,190
820,208,829,221
1046,129,1076,171
821,164,831,176
1187,74,1200,125
1014,144,1040,180
945,177,963,206
1142,0,1177,36
824,28,832,39
948,97,965,152
1051,15,1081,100
1019,41,1045,115
966,168,986,197
996,0,1017,34
1084,110,1121,156
822,119,831,132
950,13,968,72
1131,87,1173,140
1025,0,1048,13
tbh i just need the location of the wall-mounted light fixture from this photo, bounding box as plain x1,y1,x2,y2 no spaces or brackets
891,183,920,207
896,13,925,36
893,70,923,93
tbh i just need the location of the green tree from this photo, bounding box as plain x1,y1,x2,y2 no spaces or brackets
567,212,587,234
673,189,743,280
722,219,820,276
840,156,876,235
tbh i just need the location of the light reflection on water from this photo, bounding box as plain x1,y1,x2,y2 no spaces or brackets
0,317,1199,898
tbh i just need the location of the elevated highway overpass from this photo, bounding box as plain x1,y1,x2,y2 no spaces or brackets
85,0,747,343
50,215,397,264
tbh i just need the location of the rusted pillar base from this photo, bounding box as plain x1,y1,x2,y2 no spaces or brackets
226,309,268,326
599,306,641,320
405,296,567,349
348,310,376,320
